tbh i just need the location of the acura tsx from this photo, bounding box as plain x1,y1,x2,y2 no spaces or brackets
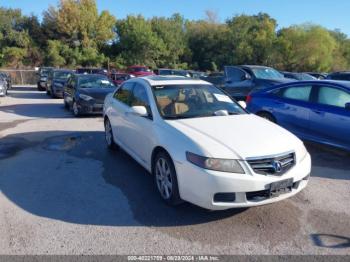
103,76,311,210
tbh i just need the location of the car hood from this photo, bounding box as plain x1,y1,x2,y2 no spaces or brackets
79,87,116,103
166,114,303,160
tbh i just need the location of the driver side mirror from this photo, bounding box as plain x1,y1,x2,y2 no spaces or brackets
345,102,350,110
131,106,149,117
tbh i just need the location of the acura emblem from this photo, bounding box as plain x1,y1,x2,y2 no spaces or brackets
272,161,283,173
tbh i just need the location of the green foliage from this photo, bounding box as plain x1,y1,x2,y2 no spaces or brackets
150,14,187,67
1,2,350,72
185,20,230,71
226,13,277,66
273,24,337,72
2,47,27,68
115,15,165,68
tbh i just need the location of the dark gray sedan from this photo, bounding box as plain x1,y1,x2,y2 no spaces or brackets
63,74,116,117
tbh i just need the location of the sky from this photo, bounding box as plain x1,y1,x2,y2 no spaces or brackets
1,0,350,35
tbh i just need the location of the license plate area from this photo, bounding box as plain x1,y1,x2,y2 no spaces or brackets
269,178,294,196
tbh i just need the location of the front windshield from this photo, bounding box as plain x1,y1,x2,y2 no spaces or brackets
79,76,115,88
152,84,246,119
41,70,50,77
299,73,316,80
54,71,72,80
251,67,284,80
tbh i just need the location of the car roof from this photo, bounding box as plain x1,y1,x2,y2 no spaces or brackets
259,80,350,93
76,73,108,78
53,69,74,72
239,65,273,69
328,71,350,75
135,76,211,86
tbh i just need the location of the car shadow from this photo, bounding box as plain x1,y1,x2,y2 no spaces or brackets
8,90,50,100
0,103,74,119
0,131,246,227
305,141,350,180
1,131,348,230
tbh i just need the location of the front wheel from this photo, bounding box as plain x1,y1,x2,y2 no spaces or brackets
72,101,80,117
104,118,118,150
153,152,182,206
64,96,69,110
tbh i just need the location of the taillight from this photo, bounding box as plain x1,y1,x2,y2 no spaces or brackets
246,94,252,104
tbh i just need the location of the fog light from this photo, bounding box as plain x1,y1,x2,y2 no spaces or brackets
213,193,236,203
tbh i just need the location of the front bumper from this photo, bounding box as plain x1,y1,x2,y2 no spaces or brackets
175,153,311,210
39,81,46,88
52,86,64,97
76,100,104,115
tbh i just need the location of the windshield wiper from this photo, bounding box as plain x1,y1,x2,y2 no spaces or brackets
163,115,194,119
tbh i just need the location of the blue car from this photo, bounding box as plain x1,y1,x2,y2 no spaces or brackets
246,80,350,151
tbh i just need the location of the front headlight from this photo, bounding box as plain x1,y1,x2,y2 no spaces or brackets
186,152,245,174
79,94,93,101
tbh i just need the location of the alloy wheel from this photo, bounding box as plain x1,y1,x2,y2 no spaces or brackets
105,120,113,146
155,157,173,200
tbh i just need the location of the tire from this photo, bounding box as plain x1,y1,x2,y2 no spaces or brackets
104,118,118,150
64,96,70,110
37,84,45,91
51,88,56,98
72,101,80,117
153,151,182,206
257,111,276,123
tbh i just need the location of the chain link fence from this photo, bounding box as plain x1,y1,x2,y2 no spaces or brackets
0,69,38,86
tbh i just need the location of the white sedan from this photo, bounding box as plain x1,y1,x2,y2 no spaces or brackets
103,76,311,210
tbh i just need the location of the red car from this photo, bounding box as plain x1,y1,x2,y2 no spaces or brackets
127,65,154,77
110,73,135,86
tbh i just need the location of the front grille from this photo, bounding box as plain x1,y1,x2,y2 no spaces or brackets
246,181,300,201
247,152,295,176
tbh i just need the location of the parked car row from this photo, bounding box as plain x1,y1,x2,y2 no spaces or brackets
31,67,350,211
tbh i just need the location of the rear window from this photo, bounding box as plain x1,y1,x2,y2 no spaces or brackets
275,86,312,102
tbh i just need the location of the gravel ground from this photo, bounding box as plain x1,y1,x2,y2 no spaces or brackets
0,87,349,255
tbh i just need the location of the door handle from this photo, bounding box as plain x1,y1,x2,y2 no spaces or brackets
313,110,324,115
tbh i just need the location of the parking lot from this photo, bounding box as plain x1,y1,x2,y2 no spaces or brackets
0,86,349,255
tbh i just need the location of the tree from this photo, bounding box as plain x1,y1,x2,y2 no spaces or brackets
226,13,277,66
2,47,27,68
273,24,337,72
54,0,116,48
114,15,165,68
186,20,230,70
150,14,187,68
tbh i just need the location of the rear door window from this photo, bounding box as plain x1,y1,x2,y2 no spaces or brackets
279,86,312,102
316,86,350,108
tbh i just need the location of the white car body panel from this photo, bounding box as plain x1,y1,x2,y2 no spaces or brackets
104,76,311,210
